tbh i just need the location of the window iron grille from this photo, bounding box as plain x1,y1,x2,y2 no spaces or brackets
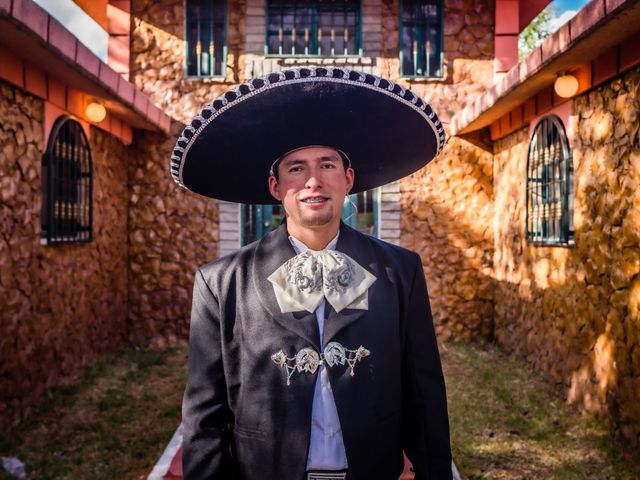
266,0,361,57
400,0,443,78
526,115,574,246
186,0,227,77
41,117,93,244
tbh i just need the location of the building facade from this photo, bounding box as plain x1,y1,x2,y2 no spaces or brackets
450,0,640,447
0,0,219,426
1,0,639,453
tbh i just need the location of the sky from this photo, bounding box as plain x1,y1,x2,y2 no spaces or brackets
519,0,590,54
546,0,590,32
553,0,591,11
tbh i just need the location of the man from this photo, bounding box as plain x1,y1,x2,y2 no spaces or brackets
171,67,452,479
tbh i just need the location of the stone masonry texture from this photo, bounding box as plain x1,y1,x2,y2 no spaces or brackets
398,0,496,341
130,0,495,123
0,89,219,428
492,67,640,448
127,122,219,342
131,0,245,123
401,134,495,342
129,0,223,341
0,80,129,426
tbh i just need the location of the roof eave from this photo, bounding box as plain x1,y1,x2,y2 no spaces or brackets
0,0,170,134
451,0,640,136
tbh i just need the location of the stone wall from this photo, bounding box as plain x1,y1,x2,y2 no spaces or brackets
492,67,640,447
127,121,219,341
131,0,244,124
401,135,495,341
128,1,221,341
399,0,496,341
382,0,495,121
130,0,495,122
0,80,129,426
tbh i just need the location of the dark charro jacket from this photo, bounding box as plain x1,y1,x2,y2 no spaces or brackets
182,221,452,480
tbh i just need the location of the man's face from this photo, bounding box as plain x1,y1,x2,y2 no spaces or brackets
268,146,355,231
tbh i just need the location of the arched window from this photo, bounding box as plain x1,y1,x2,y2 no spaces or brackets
41,117,93,244
526,115,574,245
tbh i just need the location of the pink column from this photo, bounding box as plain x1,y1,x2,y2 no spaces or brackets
494,0,520,80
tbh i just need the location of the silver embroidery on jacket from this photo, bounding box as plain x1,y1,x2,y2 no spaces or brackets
271,343,371,385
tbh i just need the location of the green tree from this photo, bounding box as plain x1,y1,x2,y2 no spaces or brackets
519,6,555,59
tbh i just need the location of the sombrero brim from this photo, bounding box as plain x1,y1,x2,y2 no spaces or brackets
171,67,445,204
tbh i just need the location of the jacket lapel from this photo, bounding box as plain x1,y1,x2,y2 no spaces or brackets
323,222,377,344
252,223,321,349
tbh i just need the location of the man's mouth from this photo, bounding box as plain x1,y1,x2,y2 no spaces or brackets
300,196,329,204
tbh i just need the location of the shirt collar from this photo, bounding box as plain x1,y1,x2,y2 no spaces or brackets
288,231,340,255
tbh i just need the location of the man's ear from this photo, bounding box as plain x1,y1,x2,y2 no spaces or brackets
345,167,355,194
268,175,281,201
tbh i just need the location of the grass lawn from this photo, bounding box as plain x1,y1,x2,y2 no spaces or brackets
444,342,640,479
1,340,639,479
0,342,187,480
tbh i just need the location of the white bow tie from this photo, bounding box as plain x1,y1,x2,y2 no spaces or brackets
268,249,376,313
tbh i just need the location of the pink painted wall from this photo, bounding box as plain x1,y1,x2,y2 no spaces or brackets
494,0,553,77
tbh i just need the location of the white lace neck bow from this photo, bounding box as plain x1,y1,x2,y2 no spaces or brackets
268,249,376,313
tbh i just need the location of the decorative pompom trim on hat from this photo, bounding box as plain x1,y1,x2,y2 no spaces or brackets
170,67,446,190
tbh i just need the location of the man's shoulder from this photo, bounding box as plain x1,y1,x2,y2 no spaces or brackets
196,238,260,282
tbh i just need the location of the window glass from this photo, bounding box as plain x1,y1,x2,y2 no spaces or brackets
341,190,378,237
242,204,285,245
267,0,361,57
526,115,574,245
186,0,227,77
400,0,443,77
41,117,92,244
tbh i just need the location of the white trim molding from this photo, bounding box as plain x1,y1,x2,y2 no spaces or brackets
218,201,241,257
378,181,401,245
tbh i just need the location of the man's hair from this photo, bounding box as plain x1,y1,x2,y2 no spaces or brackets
269,148,352,182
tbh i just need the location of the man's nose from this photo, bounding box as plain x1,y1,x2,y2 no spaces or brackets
305,171,323,189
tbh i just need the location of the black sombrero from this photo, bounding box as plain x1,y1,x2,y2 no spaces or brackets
170,67,445,204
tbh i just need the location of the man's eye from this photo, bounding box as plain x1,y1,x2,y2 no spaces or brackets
321,163,336,168
289,166,302,173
